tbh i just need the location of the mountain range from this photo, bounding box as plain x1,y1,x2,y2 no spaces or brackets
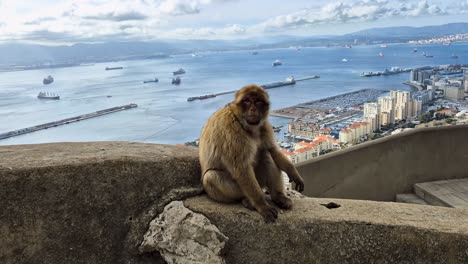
0,22,467,67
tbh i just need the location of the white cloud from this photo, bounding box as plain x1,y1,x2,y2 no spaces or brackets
0,0,464,43
256,0,451,33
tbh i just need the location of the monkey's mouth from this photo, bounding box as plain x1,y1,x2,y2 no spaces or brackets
245,116,260,125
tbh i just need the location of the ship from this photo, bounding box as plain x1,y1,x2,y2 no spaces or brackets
172,76,181,85
173,68,186,75
105,66,123,70
37,91,60,100
187,94,216,102
261,76,295,89
272,125,283,133
272,60,282,66
143,78,159,83
43,75,54,85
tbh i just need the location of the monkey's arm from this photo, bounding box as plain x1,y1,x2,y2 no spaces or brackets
224,159,278,222
270,147,305,192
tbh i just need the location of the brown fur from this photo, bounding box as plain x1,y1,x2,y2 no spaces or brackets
199,84,304,222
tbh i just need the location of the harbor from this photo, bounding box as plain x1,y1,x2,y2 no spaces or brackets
187,75,320,101
0,104,138,140
271,89,389,119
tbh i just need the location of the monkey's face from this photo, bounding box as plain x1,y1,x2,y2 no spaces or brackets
238,93,269,126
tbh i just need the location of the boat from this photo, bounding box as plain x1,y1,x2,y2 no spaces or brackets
143,78,159,83
272,60,282,67
413,48,418,52
252,51,258,55
450,54,459,59
173,68,185,75
261,77,296,89
272,125,284,133
380,44,387,48
187,94,216,101
421,52,433,58
378,52,384,57
105,66,123,70
279,142,292,148
37,91,60,100
172,76,181,85
43,75,54,85
341,58,348,62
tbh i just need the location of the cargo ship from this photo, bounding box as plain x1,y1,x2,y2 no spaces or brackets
173,68,186,75
37,91,60,100
143,78,159,83
172,76,181,85
43,75,54,85
105,66,123,70
187,94,216,101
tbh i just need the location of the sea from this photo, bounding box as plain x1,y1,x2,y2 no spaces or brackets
0,42,466,146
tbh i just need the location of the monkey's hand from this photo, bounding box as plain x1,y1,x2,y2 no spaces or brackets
257,204,278,223
288,173,304,192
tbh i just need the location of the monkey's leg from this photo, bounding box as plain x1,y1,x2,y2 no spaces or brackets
202,170,244,203
256,152,293,210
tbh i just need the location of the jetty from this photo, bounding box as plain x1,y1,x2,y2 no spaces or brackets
0,104,138,140
187,75,320,102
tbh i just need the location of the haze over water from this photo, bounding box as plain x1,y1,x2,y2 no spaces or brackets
0,42,466,145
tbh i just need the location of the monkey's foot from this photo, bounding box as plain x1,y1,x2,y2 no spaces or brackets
272,194,293,210
241,198,256,210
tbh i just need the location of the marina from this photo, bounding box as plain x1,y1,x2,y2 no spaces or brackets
0,104,138,140
186,75,320,101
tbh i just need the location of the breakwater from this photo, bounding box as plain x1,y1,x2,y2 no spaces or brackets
187,75,320,101
0,104,138,140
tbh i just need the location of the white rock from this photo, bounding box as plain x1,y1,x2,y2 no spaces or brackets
140,201,228,264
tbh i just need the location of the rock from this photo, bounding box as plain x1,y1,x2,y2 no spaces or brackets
139,201,228,264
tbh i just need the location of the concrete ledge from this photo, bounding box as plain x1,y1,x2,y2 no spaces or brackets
2,142,468,264
0,142,202,264
186,196,468,264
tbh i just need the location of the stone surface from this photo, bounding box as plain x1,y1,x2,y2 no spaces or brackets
414,178,468,208
140,201,228,264
186,195,468,264
0,142,202,264
395,193,429,205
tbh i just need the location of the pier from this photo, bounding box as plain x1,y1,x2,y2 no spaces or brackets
187,75,320,101
0,104,138,140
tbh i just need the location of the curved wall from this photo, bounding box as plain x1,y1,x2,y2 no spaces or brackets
296,125,468,201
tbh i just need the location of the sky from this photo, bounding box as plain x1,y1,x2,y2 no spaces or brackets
0,0,467,45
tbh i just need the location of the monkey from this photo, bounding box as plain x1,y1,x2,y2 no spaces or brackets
199,84,304,223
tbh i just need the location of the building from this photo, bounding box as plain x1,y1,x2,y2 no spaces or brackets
339,122,372,144
363,102,380,131
378,96,395,125
445,86,465,100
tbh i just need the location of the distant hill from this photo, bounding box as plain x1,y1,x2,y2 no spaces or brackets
0,22,467,67
340,22,468,42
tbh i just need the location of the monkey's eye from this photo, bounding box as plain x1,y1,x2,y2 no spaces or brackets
242,99,252,107
255,101,265,108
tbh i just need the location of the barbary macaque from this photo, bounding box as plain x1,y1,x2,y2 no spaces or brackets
199,84,304,222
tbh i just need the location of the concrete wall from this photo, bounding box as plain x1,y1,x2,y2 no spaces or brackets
2,139,468,263
296,125,468,201
0,142,202,264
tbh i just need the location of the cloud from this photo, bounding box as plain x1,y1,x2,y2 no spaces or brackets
158,0,201,16
256,0,451,32
24,17,57,25
83,11,148,21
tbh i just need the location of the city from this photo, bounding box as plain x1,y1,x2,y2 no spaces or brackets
277,65,468,164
